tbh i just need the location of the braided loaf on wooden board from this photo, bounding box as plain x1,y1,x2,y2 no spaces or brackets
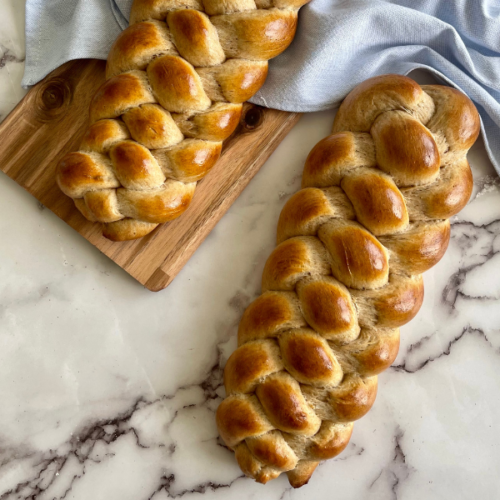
216,74,480,488
56,0,309,242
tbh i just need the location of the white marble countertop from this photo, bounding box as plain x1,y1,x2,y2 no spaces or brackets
1,2,500,499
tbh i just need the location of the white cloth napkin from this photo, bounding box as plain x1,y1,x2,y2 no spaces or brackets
23,0,500,175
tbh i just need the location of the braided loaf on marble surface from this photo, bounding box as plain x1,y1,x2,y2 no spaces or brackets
216,75,480,487
56,0,309,241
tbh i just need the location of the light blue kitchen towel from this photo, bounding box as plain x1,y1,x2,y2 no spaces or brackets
23,0,500,175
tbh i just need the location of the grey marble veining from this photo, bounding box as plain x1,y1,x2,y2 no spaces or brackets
1,2,500,498
0,0,26,122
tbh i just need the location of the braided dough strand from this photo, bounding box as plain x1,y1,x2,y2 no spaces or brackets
216,75,480,488
57,0,310,241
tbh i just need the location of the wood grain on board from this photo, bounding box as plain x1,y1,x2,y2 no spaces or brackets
0,59,300,291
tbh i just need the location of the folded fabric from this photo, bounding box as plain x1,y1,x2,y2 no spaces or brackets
23,0,124,84
23,0,500,175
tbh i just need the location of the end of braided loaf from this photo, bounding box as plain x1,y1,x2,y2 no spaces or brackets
56,0,310,241
217,74,480,487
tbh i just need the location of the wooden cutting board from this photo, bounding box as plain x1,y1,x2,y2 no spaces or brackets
0,59,300,291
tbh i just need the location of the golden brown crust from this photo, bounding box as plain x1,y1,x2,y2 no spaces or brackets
286,461,319,488
325,375,378,422
168,10,225,67
279,330,343,387
216,394,274,448
197,59,269,103
404,160,474,220
56,152,119,198
110,141,165,190
234,442,281,484
371,111,441,187
255,372,321,435
319,220,389,290
217,74,480,487
224,340,283,395
238,291,306,345
307,422,353,461
106,21,177,79
302,132,376,188
90,72,156,123
259,0,312,8
379,220,451,275
277,187,355,243
173,103,242,141
153,139,222,182
332,74,435,133
102,219,159,241
352,274,424,329
117,180,196,223
246,431,298,472
130,0,204,25
83,190,123,223
204,0,256,16
57,0,308,240
341,328,400,377
297,276,359,342
80,120,130,154
212,10,299,61
423,85,480,153
122,104,184,150
261,237,331,292
148,55,211,113
341,167,409,236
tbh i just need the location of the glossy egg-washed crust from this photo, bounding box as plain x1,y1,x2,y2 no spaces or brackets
56,0,310,241
217,75,480,487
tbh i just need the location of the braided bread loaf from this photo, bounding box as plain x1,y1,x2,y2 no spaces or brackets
56,0,309,241
216,75,480,488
